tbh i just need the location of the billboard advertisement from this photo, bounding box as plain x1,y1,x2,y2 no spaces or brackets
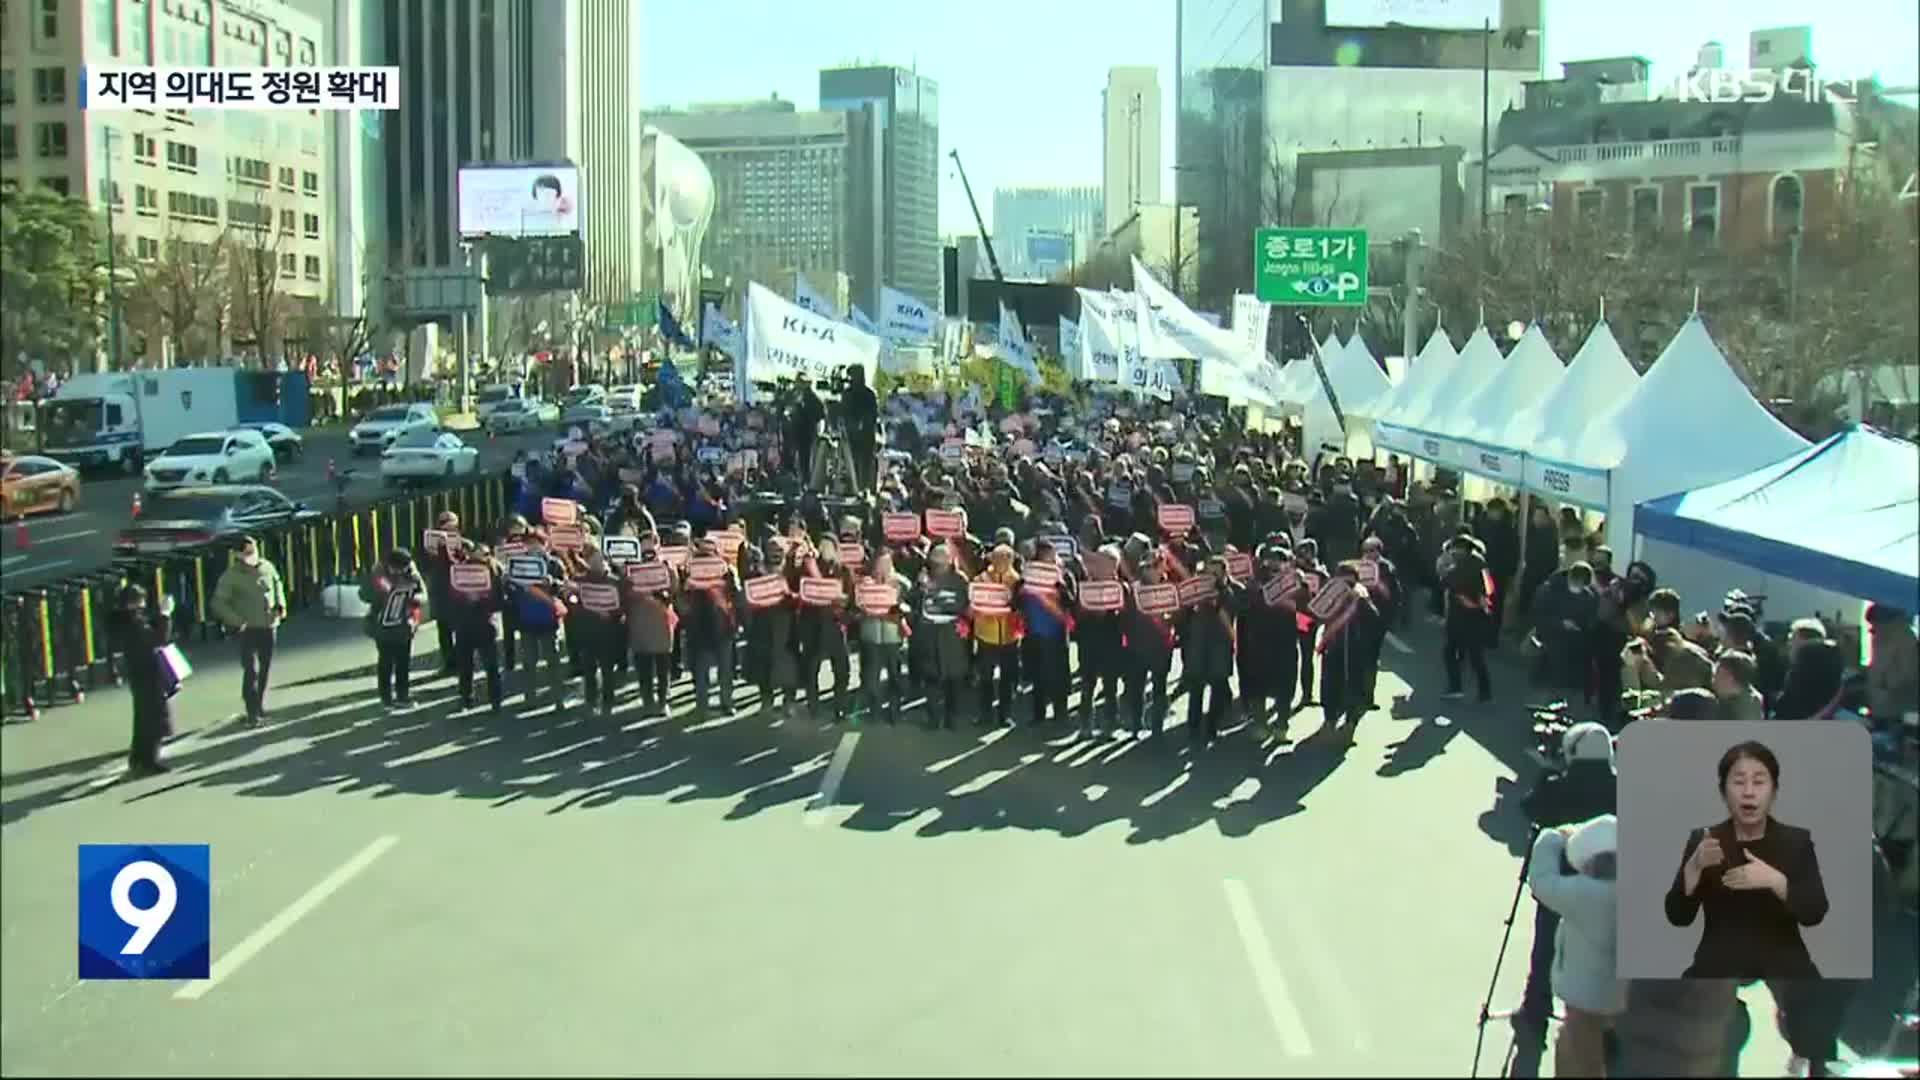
457,164,581,238
1323,0,1501,29
1025,232,1071,266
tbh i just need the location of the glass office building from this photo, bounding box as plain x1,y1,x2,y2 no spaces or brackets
1176,0,1269,315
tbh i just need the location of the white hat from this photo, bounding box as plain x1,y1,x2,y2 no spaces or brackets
1567,814,1618,871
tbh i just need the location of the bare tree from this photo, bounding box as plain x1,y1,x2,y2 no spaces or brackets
122,222,233,363
228,189,290,364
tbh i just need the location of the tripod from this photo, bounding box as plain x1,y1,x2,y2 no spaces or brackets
1471,825,1543,1078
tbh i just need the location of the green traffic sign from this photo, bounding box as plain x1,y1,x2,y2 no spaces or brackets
606,294,659,328
1253,227,1368,307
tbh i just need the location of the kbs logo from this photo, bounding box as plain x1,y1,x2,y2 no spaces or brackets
1670,68,1856,105
1541,468,1572,494
77,844,211,980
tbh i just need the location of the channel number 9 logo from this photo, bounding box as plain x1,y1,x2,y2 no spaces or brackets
77,844,211,980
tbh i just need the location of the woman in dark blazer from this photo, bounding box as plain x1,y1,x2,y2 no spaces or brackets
111,583,176,776
1665,740,1828,979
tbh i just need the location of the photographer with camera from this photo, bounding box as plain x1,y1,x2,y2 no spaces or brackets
1528,814,1625,1078
1506,721,1618,1076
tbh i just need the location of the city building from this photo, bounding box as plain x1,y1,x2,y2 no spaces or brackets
1292,145,1468,247
819,65,940,313
1478,51,1865,257
293,0,385,325
646,97,878,315
1,0,334,362
1103,65,1163,241
1175,0,1267,312
990,185,1102,281
1106,203,1199,291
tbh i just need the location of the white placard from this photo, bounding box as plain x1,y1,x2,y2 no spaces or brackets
744,282,881,387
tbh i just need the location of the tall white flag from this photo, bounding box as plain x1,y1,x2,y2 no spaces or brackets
1093,290,1176,400
1231,294,1271,362
793,273,840,319
744,281,880,396
997,302,1041,385
1129,255,1242,362
702,302,743,357
1058,316,1084,378
880,286,937,344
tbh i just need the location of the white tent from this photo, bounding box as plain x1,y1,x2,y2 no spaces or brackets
1570,316,1812,557
1388,326,1505,464
1374,328,1459,436
1336,334,1397,419
1277,335,1344,407
1519,321,1641,508
1443,324,1566,482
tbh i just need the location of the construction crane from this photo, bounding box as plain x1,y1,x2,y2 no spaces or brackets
948,148,1005,283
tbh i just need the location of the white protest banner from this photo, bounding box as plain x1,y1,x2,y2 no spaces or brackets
712,529,746,560
422,528,454,555
745,282,880,389
577,581,621,614
1233,293,1272,363
1262,575,1297,607
1308,578,1357,621
603,536,642,563
1177,574,1217,607
1078,580,1124,613
541,497,578,527
547,523,587,552
626,561,671,592
1357,560,1380,586
882,512,921,542
1225,551,1254,580
924,509,965,539
856,582,899,616
881,286,937,344
657,545,689,570
1157,504,1196,535
1131,255,1240,362
997,302,1041,386
1105,289,1180,400
687,556,729,587
1059,316,1084,377
839,541,867,573
794,272,840,318
1023,562,1062,590
799,576,844,606
1074,288,1126,386
450,563,491,596
1134,582,1179,616
744,574,788,608
507,556,548,585
968,582,1012,615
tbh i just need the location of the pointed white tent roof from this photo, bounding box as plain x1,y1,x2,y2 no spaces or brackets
1525,321,1641,466
1403,326,1503,434
1277,336,1344,406
1453,324,1565,448
1335,333,1396,418
1377,328,1459,427
1591,316,1811,555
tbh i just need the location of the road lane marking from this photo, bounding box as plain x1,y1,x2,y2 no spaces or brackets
1271,888,1373,1053
1384,631,1414,655
3,558,74,577
1222,878,1315,1058
803,731,861,825
32,530,95,545
174,835,398,1001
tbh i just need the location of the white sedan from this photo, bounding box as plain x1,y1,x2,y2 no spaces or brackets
482,397,559,435
380,428,481,486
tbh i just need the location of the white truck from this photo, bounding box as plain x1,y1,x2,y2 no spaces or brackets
39,369,244,474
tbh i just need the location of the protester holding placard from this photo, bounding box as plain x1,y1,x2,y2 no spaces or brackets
422,510,462,680
1358,537,1402,710
1239,543,1307,739
1073,542,1127,739
792,535,854,723
1318,561,1386,740
678,535,741,719
566,548,628,719
1019,538,1076,731
446,543,505,715
494,513,535,672
1293,538,1330,707
853,548,913,726
741,540,801,721
1121,551,1178,739
623,540,678,717
360,548,427,712
971,544,1023,728
910,542,972,731
1178,556,1242,747
507,531,573,713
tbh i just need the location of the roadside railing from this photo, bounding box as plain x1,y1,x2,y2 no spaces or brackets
0,472,510,720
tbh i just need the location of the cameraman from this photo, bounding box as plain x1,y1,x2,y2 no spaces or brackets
783,376,825,481
1508,721,1618,1076
839,365,880,491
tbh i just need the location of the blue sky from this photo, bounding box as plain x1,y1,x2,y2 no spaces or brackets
638,0,1919,238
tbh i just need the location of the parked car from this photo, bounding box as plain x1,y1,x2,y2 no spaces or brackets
0,453,81,521
143,429,277,491
380,428,482,486
482,397,559,435
241,421,305,463
350,403,440,455
113,486,321,556
559,385,609,429
475,382,535,425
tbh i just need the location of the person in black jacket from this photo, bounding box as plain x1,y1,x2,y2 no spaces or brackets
424,510,462,679
1238,544,1306,739
1072,543,1126,738
1666,740,1828,979
113,583,177,776
1774,618,1846,720
1318,560,1384,738
1179,554,1241,747
446,542,505,715
1507,721,1619,1073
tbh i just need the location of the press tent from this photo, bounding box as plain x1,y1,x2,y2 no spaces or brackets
1297,332,1397,459
1518,321,1642,509
1571,316,1811,558
1393,326,1505,460
1441,324,1566,483
1635,425,1919,611
1336,334,1396,420
1374,328,1460,457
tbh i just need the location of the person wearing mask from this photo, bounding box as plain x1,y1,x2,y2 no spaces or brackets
1709,650,1767,722
495,514,535,672
1440,532,1495,703
112,583,177,776
1507,722,1619,1073
678,534,741,720
361,548,427,712
506,534,572,713
970,543,1024,728
1528,815,1626,1078
1529,560,1599,697
911,542,973,731
1179,554,1240,748
1020,538,1075,730
1073,543,1126,739
794,534,855,723
624,536,678,719
1294,538,1329,707
1865,604,1919,724
839,364,881,491
1239,544,1306,740
1306,472,1363,566
1356,537,1401,709
1122,549,1177,741
1479,500,1521,633
1774,618,1846,720
743,539,802,723
1317,560,1385,740
445,541,505,715
209,535,288,727
422,511,462,679
568,547,628,720
853,547,913,725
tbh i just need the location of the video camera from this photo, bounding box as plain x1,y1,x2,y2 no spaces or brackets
1529,700,1576,771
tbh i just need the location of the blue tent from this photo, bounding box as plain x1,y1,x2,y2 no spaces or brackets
1635,425,1919,609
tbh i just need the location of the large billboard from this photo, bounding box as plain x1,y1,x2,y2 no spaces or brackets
1323,0,1501,29
457,163,581,238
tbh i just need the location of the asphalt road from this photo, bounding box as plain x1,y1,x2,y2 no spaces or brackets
0,425,554,591
1,617,1849,1077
